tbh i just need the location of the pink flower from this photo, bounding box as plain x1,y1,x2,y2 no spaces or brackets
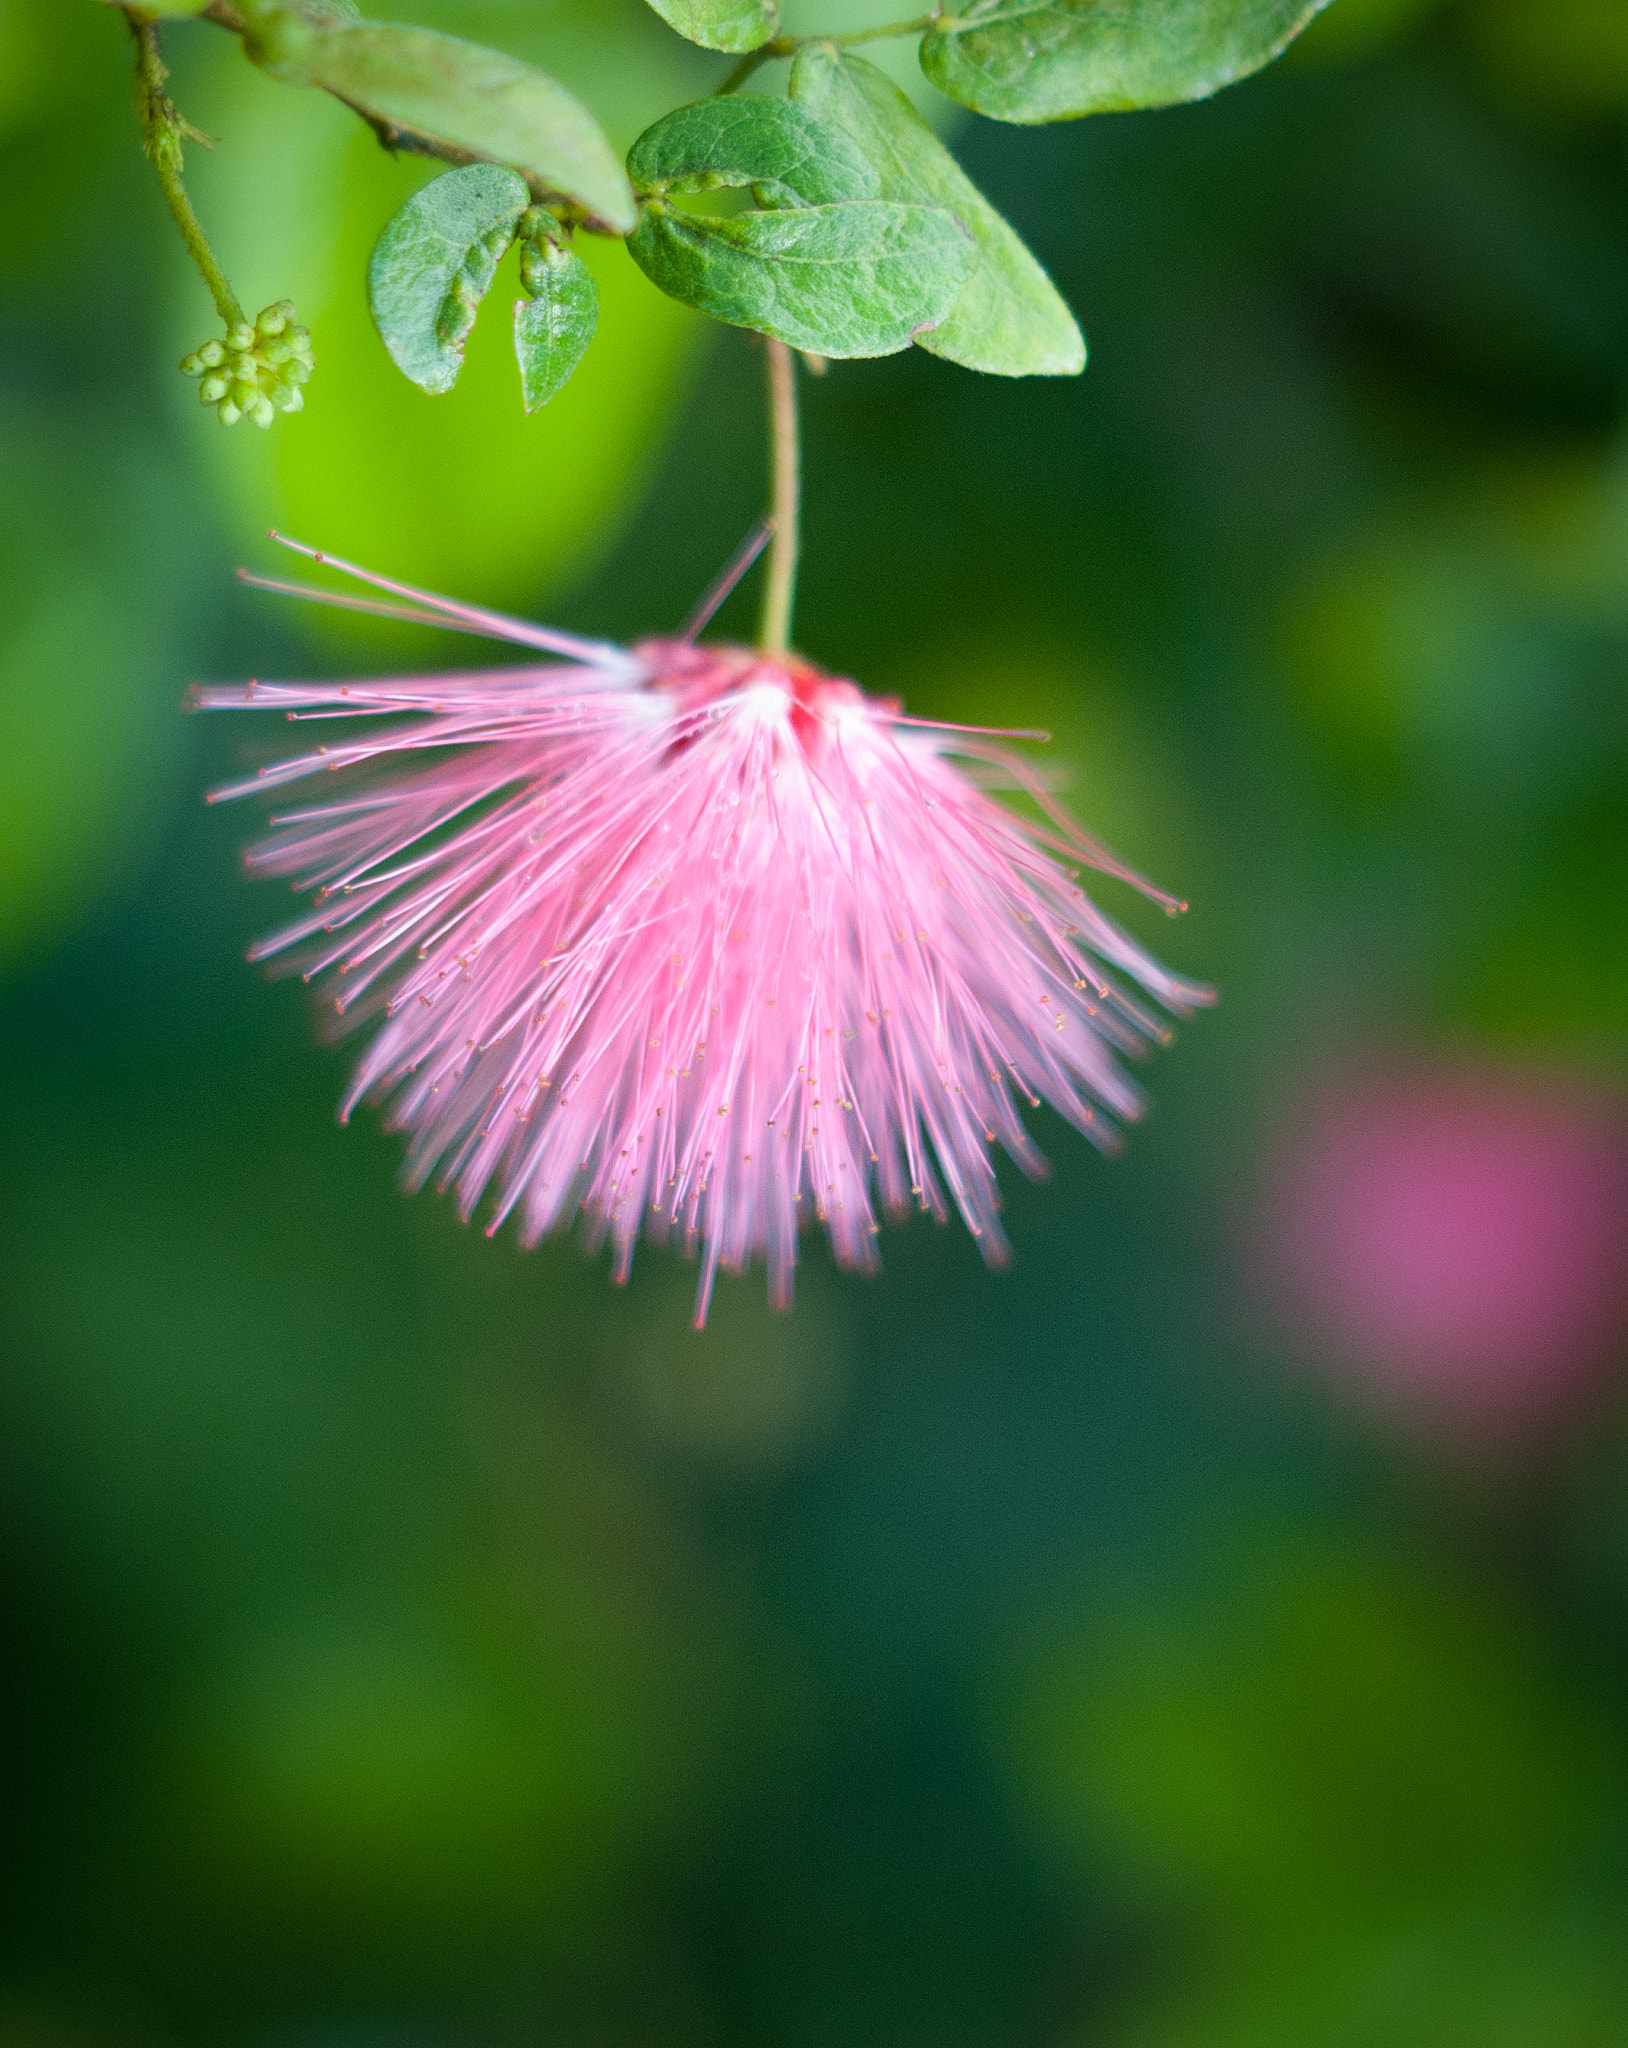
201,539,1210,1324
1253,1060,1628,1445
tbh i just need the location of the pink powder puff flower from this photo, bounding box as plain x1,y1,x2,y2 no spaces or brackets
199,535,1212,1326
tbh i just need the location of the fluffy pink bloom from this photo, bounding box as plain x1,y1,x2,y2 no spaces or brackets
201,538,1210,1324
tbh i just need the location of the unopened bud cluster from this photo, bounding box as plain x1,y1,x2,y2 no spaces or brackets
179,300,314,427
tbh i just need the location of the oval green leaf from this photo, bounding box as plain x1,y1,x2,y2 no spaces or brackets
921,0,1335,122
515,241,600,413
245,16,637,231
627,95,878,209
368,164,529,394
791,47,1083,376
627,199,974,358
643,0,780,55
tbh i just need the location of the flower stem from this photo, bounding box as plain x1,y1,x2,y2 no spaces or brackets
759,338,800,658
125,8,246,329
717,11,942,94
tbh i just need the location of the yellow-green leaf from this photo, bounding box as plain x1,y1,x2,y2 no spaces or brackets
241,12,636,231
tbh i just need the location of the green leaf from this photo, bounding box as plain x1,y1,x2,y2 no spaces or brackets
920,0,1335,122
627,199,974,357
514,240,600,413
626,95,878,209
790,47,1083,376
240,13,637,232
642,0,780,55
368,164,529,394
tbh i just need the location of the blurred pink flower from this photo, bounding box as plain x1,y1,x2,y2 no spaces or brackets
1255,1060,1628,1440
201,539,1209,1324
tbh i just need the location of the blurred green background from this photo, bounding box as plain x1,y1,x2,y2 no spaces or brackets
4,0,1628,2040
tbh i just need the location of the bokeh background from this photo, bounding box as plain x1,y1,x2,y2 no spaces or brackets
4,0,1628,2039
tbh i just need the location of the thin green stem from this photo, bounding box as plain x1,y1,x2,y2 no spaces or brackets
125,9,246,329
715,46,777,94
821,12,941,48
717,10,942,93
759,338,800,657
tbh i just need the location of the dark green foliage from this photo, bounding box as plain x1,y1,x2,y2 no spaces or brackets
922,0,1335,121
626,95,976,354
627,94,879,209
629,198,974,357
791,47,1084,375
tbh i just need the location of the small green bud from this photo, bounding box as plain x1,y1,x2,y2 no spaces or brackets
182,301,309,427
519,205,562,246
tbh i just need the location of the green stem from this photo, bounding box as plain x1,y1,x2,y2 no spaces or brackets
759,337,800,657
717,10,942,93
821,12,942,48
125,8,246,329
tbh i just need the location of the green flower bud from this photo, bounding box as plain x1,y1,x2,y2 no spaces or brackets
181,303,310,427
519,205,561,247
